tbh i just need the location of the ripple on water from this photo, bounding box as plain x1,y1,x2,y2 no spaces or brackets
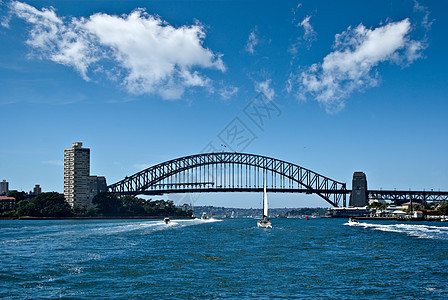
1,218,448,299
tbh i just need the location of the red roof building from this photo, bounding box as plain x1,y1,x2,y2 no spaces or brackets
0,196,18,211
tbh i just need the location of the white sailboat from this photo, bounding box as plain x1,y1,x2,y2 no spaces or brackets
257,171,272,228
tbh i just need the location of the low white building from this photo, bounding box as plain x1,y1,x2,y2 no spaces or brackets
327,206,369,218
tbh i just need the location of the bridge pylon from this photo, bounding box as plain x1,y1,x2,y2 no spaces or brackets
349,172,368,207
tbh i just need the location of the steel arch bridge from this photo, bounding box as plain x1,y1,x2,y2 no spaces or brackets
108,152,348,207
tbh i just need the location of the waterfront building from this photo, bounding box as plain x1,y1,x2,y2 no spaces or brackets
327,206,369,218
64,142,90,208
89,176,107,203
0,180,9,196
0,196,18,211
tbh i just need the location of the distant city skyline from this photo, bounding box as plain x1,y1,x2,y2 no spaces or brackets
1,0,447,208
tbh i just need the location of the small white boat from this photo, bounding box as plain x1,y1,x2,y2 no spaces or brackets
164,217,170,224
257,172,272,229
348,217,359,225
257,218,272,228
201,212,208,220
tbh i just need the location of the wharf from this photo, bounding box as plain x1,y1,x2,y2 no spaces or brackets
357,216,447,222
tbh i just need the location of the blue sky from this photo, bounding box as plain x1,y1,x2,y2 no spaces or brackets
0,0,447,208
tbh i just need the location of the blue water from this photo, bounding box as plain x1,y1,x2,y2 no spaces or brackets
1,218,448,299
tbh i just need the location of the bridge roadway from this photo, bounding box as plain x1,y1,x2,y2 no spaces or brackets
119,188,349,196
118,187,448,205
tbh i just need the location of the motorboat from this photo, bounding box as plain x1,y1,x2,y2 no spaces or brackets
164,217,170,224
201,212,208,220
257,171,272,229
348,217,359,225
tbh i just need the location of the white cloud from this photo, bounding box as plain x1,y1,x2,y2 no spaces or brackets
255,79,275,100
8,2,96,80
289,4,316,56
413,0,433,31
207,81,238,100
295,19,425,113
245,27,258,54
218,85,239,100
8,2,225,99
299,15,316,44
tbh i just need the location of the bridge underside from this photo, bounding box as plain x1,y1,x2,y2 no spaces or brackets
119,188,350,196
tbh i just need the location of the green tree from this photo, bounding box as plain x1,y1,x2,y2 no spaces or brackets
121,195,146,216
7,190,27,201
15,200,33,216
438,202,448,215
31,192,72,217
16,192,72,217
92,193,122,216
143,199,190,217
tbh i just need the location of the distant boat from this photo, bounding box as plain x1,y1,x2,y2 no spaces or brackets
164,217,170,224
201,212,208,220
257,171,272,229
348,217,359,225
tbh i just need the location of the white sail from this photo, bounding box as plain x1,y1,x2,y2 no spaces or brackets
263,171,268,218
257,170,272,228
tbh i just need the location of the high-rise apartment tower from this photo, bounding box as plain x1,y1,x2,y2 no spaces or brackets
0,180,8,196
64,142,90,208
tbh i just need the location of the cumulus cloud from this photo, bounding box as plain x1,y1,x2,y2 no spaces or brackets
7,1,225,99
245,27,258,54
255,79,275,100
295,19,425,113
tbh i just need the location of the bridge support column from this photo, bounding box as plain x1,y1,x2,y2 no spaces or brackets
349,172,368,207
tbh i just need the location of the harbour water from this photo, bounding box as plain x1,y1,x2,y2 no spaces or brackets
1,218,448,299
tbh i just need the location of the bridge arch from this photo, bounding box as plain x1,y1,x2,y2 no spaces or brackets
108,152,347,207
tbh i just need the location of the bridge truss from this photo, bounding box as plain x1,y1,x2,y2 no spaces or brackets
369,190,448,205
108,152,347,207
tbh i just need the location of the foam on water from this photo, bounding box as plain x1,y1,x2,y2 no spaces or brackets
192,217,222,223
346,221,448,240
0,218,223,245
90,217,221,235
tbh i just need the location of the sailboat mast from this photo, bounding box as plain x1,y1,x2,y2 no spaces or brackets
263,170,268,218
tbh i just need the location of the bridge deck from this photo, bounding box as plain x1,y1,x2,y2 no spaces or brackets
119,188,351,196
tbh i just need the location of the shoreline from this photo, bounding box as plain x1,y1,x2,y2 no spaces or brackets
0,216,194,221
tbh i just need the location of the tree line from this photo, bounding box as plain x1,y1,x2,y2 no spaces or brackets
1,191,192,218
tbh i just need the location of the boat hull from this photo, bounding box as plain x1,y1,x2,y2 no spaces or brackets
257,220,272,228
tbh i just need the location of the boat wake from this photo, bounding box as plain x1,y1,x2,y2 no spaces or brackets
346,222,448,240
192,217,222,223
106,218,222,234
